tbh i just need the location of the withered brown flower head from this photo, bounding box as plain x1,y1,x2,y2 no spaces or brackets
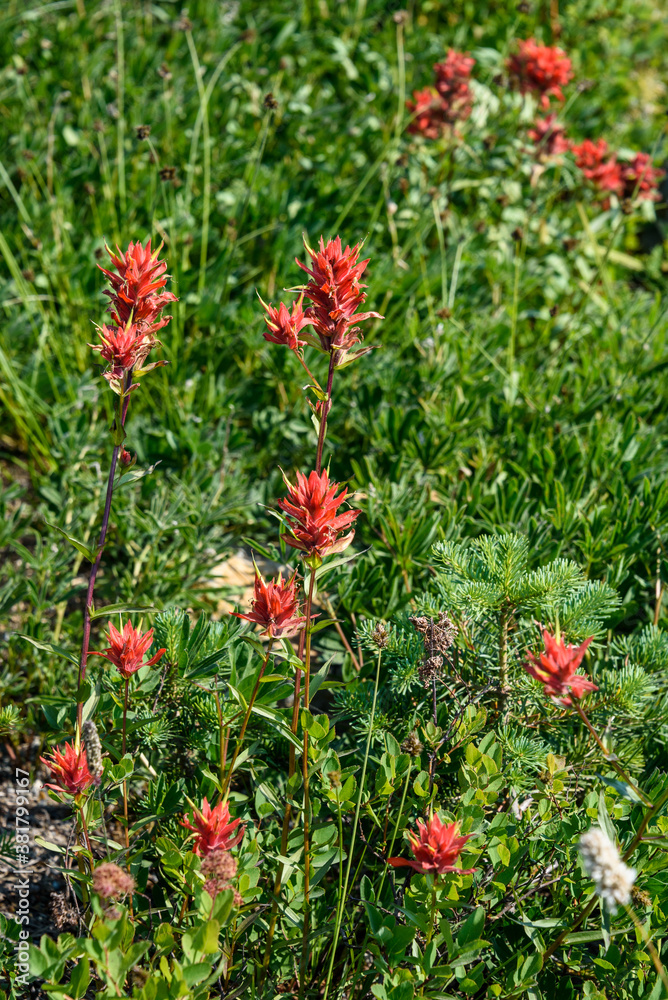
200,848,238,881
409,612,457,654
159,166,176,181
135,124,151,140
371,623,389,648
401,731,423,757
50,892,78,930
418,655,444,686
92,862,135,899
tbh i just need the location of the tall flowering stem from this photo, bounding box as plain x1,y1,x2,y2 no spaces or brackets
91,618,165,863
76,241,176,740
257,235,380,987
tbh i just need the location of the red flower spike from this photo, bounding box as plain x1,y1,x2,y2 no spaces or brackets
295,236,383,354
180,797,245,857
231,569,308,638
98,239,177,339
257,293,315,352
278,469,359,565
407,88,450,140
89,322,151,378
433,49,475,123
524,628,597,706
528,115,569,157
507,38,573,109
388,815,475,875
571,138,624,196
90,620,166,681
620,152,664,202
41,741,96,796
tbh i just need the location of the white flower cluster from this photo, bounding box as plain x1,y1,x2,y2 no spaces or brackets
579,827,637,913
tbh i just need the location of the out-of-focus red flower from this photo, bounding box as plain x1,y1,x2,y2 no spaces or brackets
524,629,597,706
296,236,382,354
41,741,96,796
507,38,573,109
571,139,624,196
180,797,245,857
433,49,475,123
90,620,166,680
528,114,569,156
620,152,664,201
388,814,475,875
257,294,314,352
231,569,307,638
407,88,449,140
99,239,177,338
278,469,359,565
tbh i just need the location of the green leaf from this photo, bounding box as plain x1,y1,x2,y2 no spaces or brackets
597,774,644,804
45,520,97,562
16,634,79,665
89,602,157,621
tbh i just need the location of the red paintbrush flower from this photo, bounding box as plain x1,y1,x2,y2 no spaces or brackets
407,88,449,140
507,38,573,109
231,569,308,638
524,628,597,706
570,138,624,196
528,114,569,157
620,152,664,201
295,236,382,355
99,239,177,339
278,469,359,565
257,293,315,352
388,814,475,875
180,797,245,857
433,49,475,123
89,322,150,377
90,620,166,680
41,741,96,796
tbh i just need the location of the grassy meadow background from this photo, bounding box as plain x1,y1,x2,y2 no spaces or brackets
2,0,668,724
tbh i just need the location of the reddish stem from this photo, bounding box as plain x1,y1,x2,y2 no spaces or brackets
76,382,131,737
315,351,336,474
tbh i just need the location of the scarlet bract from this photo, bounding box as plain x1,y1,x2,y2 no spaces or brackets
41,740,96,796
180,797,245,857
231,569,308,638
507,38,573,109
278,469,359,564
524,629,597,706
388,814,475,875
90,620,166,680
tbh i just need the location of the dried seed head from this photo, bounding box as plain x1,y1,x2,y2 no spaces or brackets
418,655,444,686
159,166,176,181
50,891,78,930
579,828,636,913
328,769,342,789
92,862,136,900
263,92,278,110
82,720,103,784
631,885,652,908
135,124,151,140
401,731,423,757
409,612,457,654
371,623,389,649
200,849,237,881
